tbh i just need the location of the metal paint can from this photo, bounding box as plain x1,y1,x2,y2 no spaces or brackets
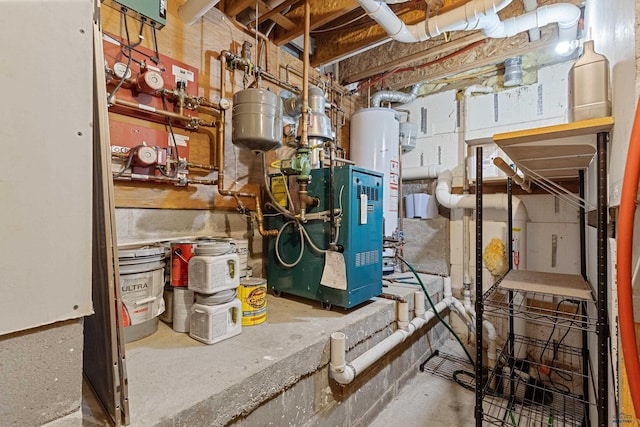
238,277,267,326
170,241,194,287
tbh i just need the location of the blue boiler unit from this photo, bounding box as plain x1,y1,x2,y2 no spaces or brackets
267,165,383,309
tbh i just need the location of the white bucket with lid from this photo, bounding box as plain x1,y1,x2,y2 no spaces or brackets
231,238,249,277
188,244,239,294
118,245,166,343
173,287,194,333
189,298,242,345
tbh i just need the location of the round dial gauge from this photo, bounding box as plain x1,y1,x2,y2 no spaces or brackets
219,98,231,110
113,62,132,79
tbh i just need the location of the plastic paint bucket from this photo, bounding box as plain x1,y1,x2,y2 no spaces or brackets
118,245,166,343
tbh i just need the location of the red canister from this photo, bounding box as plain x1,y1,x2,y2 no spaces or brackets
170,241,194,287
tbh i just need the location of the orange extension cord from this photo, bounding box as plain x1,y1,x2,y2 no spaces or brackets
617,98,640,420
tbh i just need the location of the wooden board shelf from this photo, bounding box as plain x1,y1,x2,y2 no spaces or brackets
493,117,614,179
497,269,594,301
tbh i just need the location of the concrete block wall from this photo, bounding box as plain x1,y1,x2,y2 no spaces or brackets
400,181,450,276
228,284,450,427
0,320,84,426
115,208,265,276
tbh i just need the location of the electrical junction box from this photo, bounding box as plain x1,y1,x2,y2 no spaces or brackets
267,165,384,309
105,0,167,28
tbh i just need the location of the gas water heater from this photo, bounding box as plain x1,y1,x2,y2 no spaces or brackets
267,165,383,309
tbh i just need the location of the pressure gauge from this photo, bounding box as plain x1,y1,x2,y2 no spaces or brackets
113,62,132,79
219,98,231,110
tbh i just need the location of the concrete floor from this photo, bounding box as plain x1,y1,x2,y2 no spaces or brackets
46,276,479,426
369,339,476,427
54,339,477,427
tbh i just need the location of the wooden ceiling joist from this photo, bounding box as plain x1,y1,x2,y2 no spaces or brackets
342,32,487,84
254,0,301,27
272,0,360,46
256,0,297,31
223,0,255,18
311,0,468,67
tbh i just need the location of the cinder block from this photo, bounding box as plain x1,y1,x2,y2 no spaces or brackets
1,320,83,426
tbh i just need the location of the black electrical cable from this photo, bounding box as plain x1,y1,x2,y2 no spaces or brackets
150,22,160,65
399,257,475,366
159,94,180,178
537,299,581,393
107,9,135,104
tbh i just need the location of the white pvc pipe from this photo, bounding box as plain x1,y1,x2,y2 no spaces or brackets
356,0,579,52
444,277,474,327
330,297,452,385
330,332,347,374
523,0,541,41
178,0,221,25
498,4,580,41
462,297,498,368
404,166,529,221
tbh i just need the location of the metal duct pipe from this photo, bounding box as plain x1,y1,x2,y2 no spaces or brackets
371,83,423,108
178,0,221,25
356,0,580,53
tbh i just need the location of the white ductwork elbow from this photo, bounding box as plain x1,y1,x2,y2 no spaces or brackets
178,0,221,25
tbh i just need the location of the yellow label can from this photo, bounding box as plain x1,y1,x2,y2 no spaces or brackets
238,278,267,326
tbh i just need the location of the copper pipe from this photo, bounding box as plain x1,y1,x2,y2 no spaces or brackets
254,193,278,237
112,97,215,127
215,51,277,236
196,126,219,171
227,19,269,72
299,0,310,149
220,51,230,100
112,171,214,186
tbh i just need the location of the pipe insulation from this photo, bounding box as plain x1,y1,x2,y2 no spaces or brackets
330,295,452,385
356,0,579,48
178,0,221,25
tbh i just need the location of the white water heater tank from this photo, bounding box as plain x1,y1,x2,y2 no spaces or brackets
350,108,400,237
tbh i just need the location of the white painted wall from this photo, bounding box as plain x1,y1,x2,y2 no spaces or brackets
584,0,636,207
401,90,460,170
0,0,94,335
465,62,573,143
583,0,637,421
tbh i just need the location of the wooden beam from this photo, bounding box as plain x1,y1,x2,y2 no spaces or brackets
311,0,468,67
224,0,254,18
254,0,300,26
114,182,259,210
342,32,486,83
272,0,359,46
386,35,556,90
257,0,296,31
